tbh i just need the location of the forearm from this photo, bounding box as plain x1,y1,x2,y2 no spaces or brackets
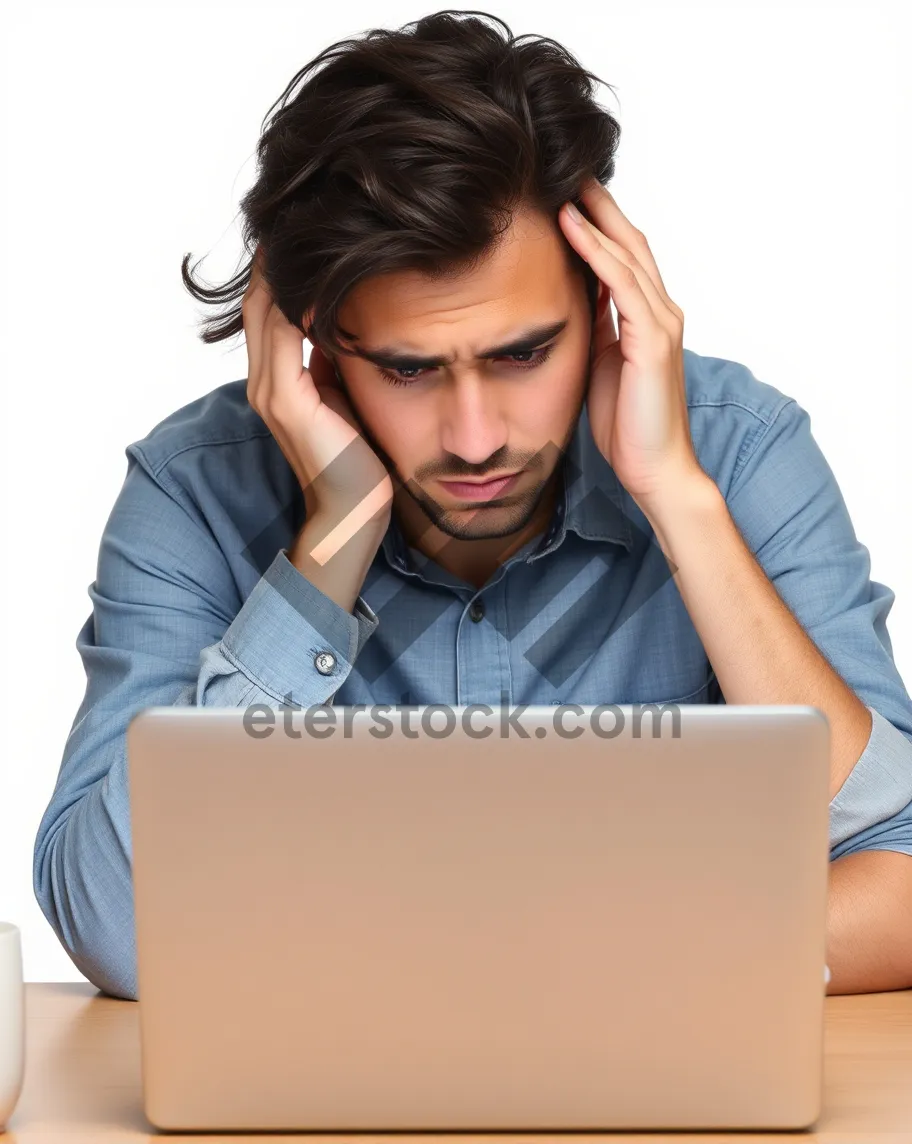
641,474,872,801
35,659,251,1003
826,850,912,993
34,545,379,1001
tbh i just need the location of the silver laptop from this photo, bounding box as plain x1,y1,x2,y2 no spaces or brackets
126,703,830,1132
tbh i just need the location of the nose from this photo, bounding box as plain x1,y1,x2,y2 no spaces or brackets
438,370,509,465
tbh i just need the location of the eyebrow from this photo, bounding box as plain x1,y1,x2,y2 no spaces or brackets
340,318,570,371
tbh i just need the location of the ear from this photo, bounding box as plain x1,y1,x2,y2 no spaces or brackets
595,281,612,319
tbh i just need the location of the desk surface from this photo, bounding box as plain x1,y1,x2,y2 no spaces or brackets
2,983,911,1143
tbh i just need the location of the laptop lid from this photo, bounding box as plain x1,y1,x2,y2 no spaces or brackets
126,703,830,1132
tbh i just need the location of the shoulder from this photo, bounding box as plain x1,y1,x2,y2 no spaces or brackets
682,346,806,492
677,345,791,427
683,346,795,420
115,378,302,589
124,378,270,477
119,379,298,568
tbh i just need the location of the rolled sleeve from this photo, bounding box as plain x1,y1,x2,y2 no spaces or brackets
725,398,912,851
830,790,912,861
829,706,912,848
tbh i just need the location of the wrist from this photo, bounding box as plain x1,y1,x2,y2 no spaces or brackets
294,508,389,564
639,471,726,554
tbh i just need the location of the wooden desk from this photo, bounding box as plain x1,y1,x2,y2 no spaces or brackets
2,983,910,1142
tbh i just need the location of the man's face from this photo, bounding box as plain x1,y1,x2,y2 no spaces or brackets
331,204,595,542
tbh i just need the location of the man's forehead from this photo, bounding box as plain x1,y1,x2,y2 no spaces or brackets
341,227,575,330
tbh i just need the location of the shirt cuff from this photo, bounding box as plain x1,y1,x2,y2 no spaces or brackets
828,706,912,848
218,547,379,706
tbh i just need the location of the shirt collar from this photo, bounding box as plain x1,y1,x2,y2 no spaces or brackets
381,404,634,572
559,402,634,551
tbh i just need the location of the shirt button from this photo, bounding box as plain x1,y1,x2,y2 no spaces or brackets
314,651,336,675
468,599,485,623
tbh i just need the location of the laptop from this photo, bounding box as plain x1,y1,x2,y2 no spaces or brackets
126,702,830,1132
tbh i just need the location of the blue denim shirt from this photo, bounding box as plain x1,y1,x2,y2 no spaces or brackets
33,347,912,1000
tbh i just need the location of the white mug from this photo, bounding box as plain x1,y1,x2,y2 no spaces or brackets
0,922,25,1131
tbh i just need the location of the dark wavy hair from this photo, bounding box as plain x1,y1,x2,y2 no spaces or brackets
180,9,622,355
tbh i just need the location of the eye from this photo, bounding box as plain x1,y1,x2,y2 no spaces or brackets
378,343,557,388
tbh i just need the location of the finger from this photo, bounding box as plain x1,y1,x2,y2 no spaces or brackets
260,300,319,421
579,180,678,314
241,245,271,396
254,299,280,415
561,203,662,344
267,302,320,424
565,204,666,319
590,290,619,366
590,226,668,323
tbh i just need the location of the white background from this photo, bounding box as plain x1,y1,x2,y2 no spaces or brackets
2,0,909,984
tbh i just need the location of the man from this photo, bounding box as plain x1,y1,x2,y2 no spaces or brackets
33,10,912,1002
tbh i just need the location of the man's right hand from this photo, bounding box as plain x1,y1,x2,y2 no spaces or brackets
242,244,394,548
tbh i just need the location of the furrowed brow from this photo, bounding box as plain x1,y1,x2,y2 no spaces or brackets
342,318,569,370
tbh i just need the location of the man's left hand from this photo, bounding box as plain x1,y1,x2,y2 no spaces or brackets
558,178,704,513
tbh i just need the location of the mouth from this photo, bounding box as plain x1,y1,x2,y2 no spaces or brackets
436,471,523,502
